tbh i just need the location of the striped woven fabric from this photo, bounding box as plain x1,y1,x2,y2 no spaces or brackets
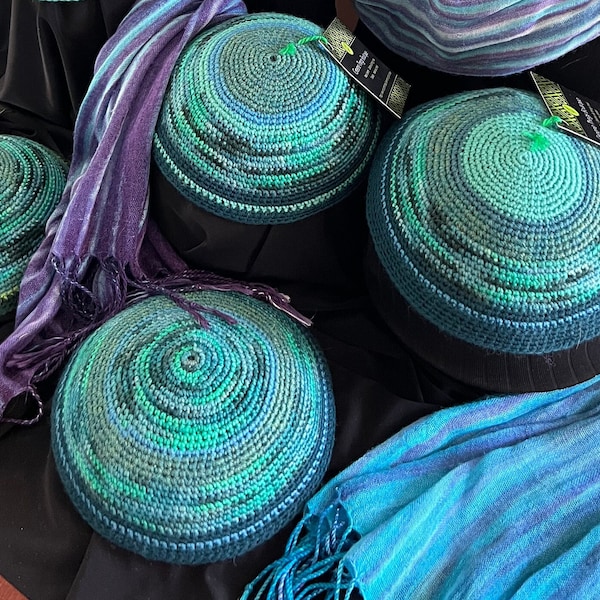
51,291,335,565
0,0,247,422
243,372,600,600
153,13,380,225
354,0,600,76
0,136,67,319
366,87,600,357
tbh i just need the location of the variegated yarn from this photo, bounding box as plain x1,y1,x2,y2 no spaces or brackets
153,12,381,224
355,0,600,76
0,135,67,319
367,87,600,357
51,291,335,564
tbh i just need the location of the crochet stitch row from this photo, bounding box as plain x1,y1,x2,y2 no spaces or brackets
51,291,336,564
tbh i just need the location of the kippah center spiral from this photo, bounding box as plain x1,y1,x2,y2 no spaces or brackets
459,115,585,222
153,13,380,224
180,349,202,371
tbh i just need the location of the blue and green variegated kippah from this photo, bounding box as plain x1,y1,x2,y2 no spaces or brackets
0,135,67,319
367,87,600,358
153,12,381,225
51,291,335,565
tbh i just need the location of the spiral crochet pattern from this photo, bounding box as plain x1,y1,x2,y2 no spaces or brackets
0,135,67,319
51,291,335,565
355,0,600,76
367,88,600,359
153,13,381,224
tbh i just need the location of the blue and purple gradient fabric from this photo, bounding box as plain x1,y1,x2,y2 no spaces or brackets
0,0,247,421
244,374,600,599
355,0,600,76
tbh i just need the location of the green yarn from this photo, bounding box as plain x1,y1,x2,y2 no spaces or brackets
367,87,600,355
522,131,551,151
0,135,68,318
278,35,328,56
51,291,336,565
153,12,380,224
542,115,563,128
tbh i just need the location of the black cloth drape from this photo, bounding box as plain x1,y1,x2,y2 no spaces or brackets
1,1,599,598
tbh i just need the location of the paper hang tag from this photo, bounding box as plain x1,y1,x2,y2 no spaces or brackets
530,72,600,148
319,18,410,120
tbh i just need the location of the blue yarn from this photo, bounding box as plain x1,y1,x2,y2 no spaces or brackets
367,87,600,355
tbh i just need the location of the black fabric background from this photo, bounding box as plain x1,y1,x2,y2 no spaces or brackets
0,1,599,598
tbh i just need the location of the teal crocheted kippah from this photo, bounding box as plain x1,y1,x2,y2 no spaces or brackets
153,12,381,225
51,291,335,565
0,135,67,319
367,87,600,358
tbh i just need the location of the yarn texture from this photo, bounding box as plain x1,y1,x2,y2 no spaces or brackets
243,372,600,600
0,135,67,319
153,12,381,224
51,291,335,565
367,88,600,357
354,0,600,76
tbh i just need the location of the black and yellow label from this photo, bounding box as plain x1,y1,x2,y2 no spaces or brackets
530,72,600,147
320,18,410,120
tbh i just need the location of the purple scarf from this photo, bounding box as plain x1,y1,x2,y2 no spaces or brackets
0,0,259,422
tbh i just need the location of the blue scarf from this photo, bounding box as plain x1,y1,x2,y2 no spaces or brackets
244,376,600,599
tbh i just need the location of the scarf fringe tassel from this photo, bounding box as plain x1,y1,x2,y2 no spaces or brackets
1,256,311,423
242,504,358,600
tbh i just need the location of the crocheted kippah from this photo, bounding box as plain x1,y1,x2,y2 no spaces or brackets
51,291,335,564
367,88,600,389
153,12,380,225
0,135,67,319
354,0,600,76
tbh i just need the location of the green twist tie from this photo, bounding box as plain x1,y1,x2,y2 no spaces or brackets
523,131,551,152
542,115,563,128
522,115,563,151
279,35,328,56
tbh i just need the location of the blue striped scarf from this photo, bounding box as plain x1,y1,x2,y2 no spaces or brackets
244,376,600,599
0,0,249,422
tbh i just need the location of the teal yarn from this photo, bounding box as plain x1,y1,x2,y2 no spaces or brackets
51,291,335,565
366,87,600,356
0,135,67,319
153,12,381,224
353,0,600,77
